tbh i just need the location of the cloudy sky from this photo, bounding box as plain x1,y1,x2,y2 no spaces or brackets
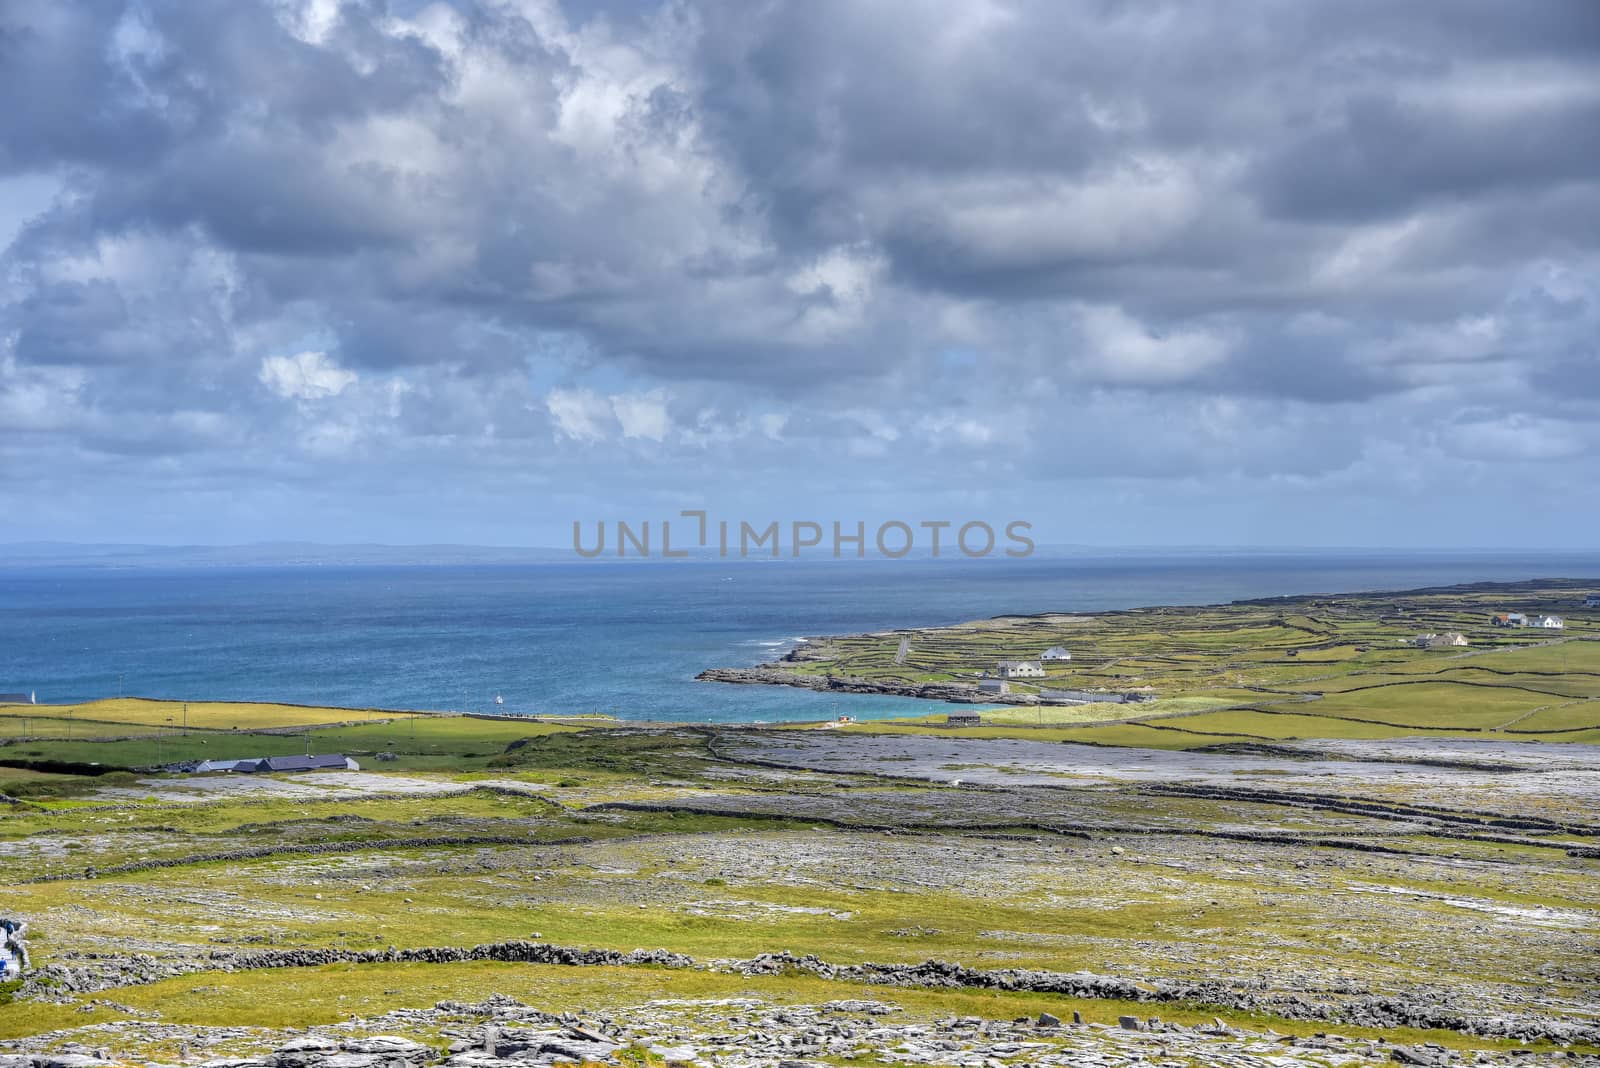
2,0,1598,549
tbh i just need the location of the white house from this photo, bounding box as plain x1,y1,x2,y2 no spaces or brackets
1533,615,1565,629
997,659,1046,679
1413,632,1469,649
1584,594,1600,608
1040,646,1071,661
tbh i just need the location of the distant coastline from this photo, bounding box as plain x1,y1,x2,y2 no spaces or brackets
697,578,1600,720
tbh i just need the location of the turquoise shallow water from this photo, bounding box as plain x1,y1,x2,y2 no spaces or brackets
3,551,1597,722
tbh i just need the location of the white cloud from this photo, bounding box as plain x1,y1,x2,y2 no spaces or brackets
545,387,613,442
1075,304,1231,385
259,350,357,401
610,389,671,441
545,386,676,443
918,412,995,447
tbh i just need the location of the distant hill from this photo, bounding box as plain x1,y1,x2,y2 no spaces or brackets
0,542,574,568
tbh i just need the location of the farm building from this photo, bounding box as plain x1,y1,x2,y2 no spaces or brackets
1491,613,1527,627
977,679,1009,695
1585,594,1600,608
1040,646,1071,661
264,754,359,772
193,758,254,773
1413,632,1469,648
996,659,1046,679
1041,688,1128,704
198,754,358,773
946,712,983,727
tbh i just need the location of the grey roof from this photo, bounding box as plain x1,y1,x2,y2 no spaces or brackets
263,754,348,771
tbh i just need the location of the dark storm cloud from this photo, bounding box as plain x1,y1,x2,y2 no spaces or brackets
1,0,1598,542
0,4,171,172
1252,93,1600,223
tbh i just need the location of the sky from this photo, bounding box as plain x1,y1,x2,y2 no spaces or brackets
1,0,1598,550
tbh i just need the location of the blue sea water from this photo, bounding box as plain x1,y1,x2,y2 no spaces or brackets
3,551,1598,722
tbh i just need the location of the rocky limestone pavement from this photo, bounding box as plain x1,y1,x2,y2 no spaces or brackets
3,994,1596,1068
17,941,1599,1048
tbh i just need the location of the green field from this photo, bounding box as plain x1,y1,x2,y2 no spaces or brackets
3,720,1596,1061
0,697,422,731
0,704,580,797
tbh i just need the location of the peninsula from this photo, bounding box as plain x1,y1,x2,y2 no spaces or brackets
700,579,1600,745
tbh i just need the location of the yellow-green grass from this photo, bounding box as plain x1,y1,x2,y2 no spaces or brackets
0,767,91,791
1413,670,1600,699
1386,640,1600,675
1,698,423,732
0,961,1563,1057
0,717,580,774
839,712,1450,746
972,695,1248,726
1282,672,1460,693
1048,722,1261,748
6,827,1592,1060
0,787,564,841
7,836,1579,997
0,716,147,740
1134,709,1464,741
1259,681,1554,729
1502,700,1600,733
840,720,1256,748
309,716,579,749
1518,727,1600,743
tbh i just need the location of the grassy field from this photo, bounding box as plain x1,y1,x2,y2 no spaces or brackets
0,698,423,732
3,692,1598,1056
0,706,581,797
3,724,1596,1060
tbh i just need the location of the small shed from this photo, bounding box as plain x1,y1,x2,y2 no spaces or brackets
946,712,983,728
977,679,1009,695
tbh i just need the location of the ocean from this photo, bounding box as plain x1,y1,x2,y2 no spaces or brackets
3,550,1598,722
